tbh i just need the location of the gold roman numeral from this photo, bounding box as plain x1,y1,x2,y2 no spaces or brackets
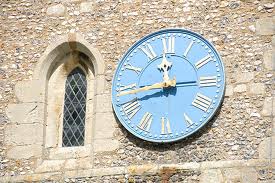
183,40,194,57
192,93,212,112
162,35,175,54
122,98,141,119
161,117,172,134
195,55,212,69
118,83,136,93
183,113,194,127
199,76,217,87
138,112,153,132
125,63,142,75
140,43,157,61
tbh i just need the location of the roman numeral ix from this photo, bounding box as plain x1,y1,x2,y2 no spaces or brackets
118,83,136,92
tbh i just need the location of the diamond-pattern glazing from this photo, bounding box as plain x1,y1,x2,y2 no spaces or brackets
62,67,87,147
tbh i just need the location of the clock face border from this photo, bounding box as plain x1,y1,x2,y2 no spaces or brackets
111,28,226,143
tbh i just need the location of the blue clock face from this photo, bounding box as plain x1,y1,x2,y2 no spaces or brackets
112,29,225,143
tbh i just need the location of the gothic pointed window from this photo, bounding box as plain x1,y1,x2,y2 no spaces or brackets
62,67,87,147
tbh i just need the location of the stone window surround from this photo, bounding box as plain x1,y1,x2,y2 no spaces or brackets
45,52,94,157
5,33,120,171
36,34,104,163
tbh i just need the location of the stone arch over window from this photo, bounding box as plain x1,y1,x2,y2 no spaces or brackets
40,34,104,161
4,34,119,167
45,51,96,154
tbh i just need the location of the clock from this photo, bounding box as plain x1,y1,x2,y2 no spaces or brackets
111,29,225,143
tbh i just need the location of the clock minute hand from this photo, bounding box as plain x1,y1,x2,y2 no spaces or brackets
117,82,164,97
117,78,176,97
176,81,197,87
139,80,196,88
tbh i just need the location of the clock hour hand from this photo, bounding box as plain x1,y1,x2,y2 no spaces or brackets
158,52,172,82
117,78,176,96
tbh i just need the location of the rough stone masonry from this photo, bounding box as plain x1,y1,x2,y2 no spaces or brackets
0,0,274,182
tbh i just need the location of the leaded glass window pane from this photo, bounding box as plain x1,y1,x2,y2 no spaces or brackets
62,67,87,147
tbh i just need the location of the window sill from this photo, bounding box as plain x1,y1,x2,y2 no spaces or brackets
47,145,92,160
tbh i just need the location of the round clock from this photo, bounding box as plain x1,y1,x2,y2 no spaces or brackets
111,29,225,143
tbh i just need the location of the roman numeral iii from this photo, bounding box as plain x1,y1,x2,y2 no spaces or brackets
195,55,212,69
192,93,212,112
199,76,217,87
161,117,172,134
138,112,153,132
122,98,141,119
140,43,157,61
162,35,175,54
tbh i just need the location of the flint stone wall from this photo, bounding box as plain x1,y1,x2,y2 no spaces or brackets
0,0,274,182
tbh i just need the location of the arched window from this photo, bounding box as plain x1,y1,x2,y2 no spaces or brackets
62,67,87,147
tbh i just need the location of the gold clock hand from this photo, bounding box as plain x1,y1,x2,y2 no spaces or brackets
117,78,176,97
